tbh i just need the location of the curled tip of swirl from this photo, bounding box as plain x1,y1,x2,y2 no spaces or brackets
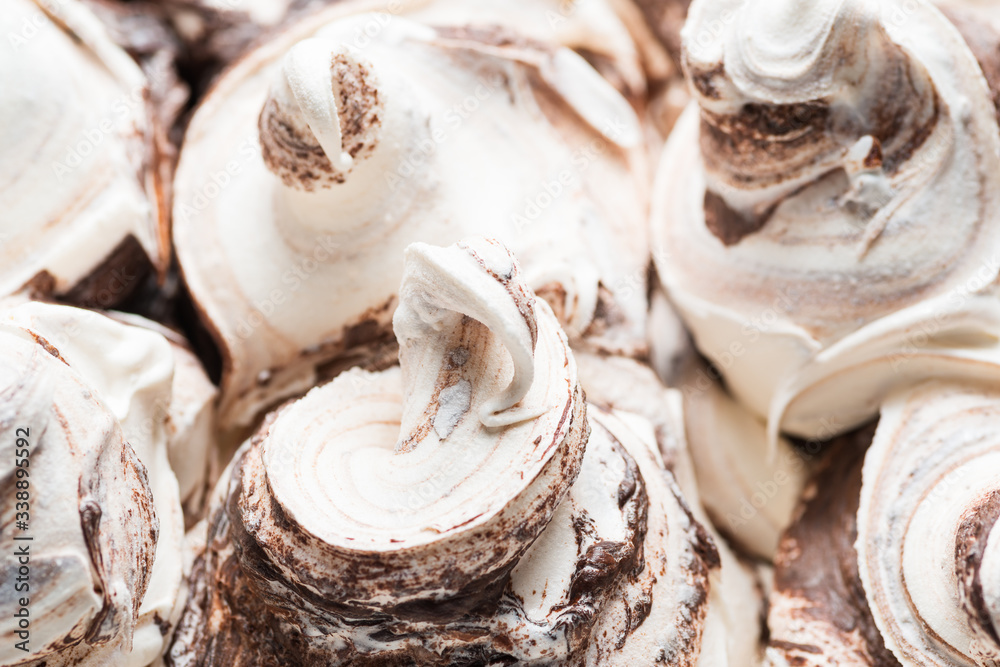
681,0,945,246
259,38,382,190
395,238,543,430
167,238,744,664
242,237,587,607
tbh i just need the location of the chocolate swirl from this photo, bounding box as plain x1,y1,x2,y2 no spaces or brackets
168,239,726,665
652,0,1000,441
767,380,1000,666
765,424,901,667
856,380,1000,665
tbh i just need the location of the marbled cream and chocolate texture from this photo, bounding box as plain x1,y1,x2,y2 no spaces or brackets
652,0,1000,442
766,424,900,667
173,4,654,430
0,303,192,667
856,381,1000,666
167,239,742,666
768,380,1000,666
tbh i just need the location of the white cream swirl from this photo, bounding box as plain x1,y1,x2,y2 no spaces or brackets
172,6,650,429
652,0,1000,440
105,312,220,528
857,380,1000,665
0,303,191,666
168,239,737,665
0,0,167,306
245,238,587,608
766,379,1000,665
574,350,767,666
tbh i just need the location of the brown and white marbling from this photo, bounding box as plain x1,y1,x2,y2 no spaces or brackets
857,380,1000,666
168,239,736,665
651,0,1000,441
575,350,767,666
0,302,197,666
768,379,1000,666
765,424,900,667
174,5,653,429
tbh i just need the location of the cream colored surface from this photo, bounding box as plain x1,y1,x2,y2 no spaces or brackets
857,380,1000,665
652,0,1000,441
0,0,164,299
574,351,764,665
0,303,187,666
173,2,651,428
679,360,809,561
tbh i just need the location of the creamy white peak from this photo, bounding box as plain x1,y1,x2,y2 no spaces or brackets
0,0,166,302
653,0,1000,441
173,6,650,429
256,238,583,567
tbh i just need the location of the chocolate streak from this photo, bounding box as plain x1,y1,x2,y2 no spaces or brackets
167,407,672,665
768,423,901,666
631,0,692,66
688,17,941,246
955,489,1000,653
58,235,155,309
259,51,382,190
